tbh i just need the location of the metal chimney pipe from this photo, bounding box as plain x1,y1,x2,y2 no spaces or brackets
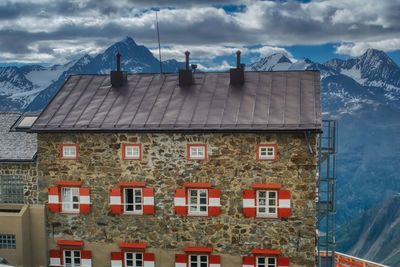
116,52,121,71
185,51,190,70
236,50,241,68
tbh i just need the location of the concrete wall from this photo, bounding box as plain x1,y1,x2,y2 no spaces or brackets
38,132,317,266
0,204,47,267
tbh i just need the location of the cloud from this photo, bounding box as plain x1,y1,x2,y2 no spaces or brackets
0,0,399,63
335,38,400,57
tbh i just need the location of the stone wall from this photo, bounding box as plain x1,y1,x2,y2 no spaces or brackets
0,162,38,204
38,132,317,266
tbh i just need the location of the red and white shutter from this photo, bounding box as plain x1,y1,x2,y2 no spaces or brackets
278,257,290,267
174,189,187,216
110,188,123,214
79,188,91,214
175,254,188,267
243,190,256,217
278,190,292,219
242,256,255,267
208,189,221,216
49,249,62,266
81,250,92,267
144,252,155,267
111,252,123,267
48,187,61,213
143,188,155,215
209,255,221,267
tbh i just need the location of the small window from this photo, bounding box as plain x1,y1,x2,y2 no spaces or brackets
257,144,276,160
125,252,143,267
123,144,142,160
123,188,143,214
61,187,80,213
256,190,277,218
189,254,208,267
188,189,208,216
257,256,276,267
64,250,81,267
61,144,78,160
0,234,16,249
188,144,207,160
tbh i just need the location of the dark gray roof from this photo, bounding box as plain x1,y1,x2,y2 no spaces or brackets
0,113,37,161
31,71,321,132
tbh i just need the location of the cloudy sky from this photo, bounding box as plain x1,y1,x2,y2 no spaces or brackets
1,0,400,66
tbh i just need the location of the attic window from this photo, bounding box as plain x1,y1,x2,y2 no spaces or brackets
187,144,207,160
257,144,277,161
122,144,142,160
60,144,78,160
17,116,37,128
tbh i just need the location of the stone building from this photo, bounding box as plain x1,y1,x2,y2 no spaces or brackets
0,113,47,267
28,55,321,267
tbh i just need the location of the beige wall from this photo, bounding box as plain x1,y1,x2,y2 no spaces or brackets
0,204,47,267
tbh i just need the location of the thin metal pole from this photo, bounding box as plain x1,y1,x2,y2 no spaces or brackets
156,11,163,74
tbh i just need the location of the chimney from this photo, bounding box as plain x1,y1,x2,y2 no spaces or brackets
230,50,245,85
179,51,193,86
110,52,127,87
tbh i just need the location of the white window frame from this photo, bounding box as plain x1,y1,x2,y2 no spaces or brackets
62,145,77,159
124,144,141,160
258,145,275,160
63,250,81,267
61,187,80,213
189,254,209,267
188,145,207,160
188,189,208,216
256,190,278,218
256,256,277,267
124,252,143,267
123,187,143,214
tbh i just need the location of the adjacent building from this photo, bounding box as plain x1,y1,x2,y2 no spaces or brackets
27,53,321,267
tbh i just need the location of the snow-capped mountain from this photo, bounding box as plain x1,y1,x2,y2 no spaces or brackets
0,37,182,112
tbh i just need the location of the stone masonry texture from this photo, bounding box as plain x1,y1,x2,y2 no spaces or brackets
38,132,317,266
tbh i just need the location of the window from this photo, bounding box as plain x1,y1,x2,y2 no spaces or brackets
60,144,78,160
125,252,143,267
64,250,81,267
188,189,208,215
257,256,276,267
257,144,277,160
256,190,277,218
123,188,143,214
61,187,80,213
187,144,207,160
0,234,16,249
189,255,208,267
123,144,142,160
0,175,24,203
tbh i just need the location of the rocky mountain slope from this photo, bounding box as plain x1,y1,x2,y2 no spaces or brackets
337,194,400,266
0,37,182,111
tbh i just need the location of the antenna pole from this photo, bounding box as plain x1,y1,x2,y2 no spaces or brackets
156,11,163,74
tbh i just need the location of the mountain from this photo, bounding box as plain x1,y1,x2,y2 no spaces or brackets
0,37,182,112
337,194,400,266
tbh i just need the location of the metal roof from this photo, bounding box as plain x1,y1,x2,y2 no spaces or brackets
31,71,321,132
0,113,37,161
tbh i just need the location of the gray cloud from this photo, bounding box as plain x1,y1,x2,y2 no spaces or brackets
0,0,399,63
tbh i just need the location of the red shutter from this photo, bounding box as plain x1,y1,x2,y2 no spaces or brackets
208,189,221,216
144,252,155,267
209,255,221,267
242,256,255,267
49,249,62,266
278,190,292,219
81,250,92,267
110,188,122,214
79,188,91,214
111,252,123,267
175,254,188,267
48,187,61,213
277,257,290,267
243,190,256,217
174,189,187,216
143,188,155,215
